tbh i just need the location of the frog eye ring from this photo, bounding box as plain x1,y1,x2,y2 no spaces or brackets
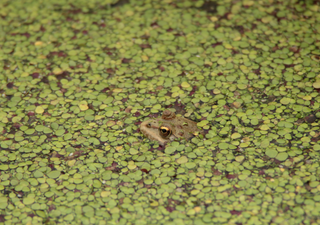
159,126,172,138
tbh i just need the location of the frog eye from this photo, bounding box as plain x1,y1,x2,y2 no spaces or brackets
159,126,172,138
146,123,151,128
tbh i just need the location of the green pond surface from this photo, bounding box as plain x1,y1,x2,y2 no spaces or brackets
0,0,320,224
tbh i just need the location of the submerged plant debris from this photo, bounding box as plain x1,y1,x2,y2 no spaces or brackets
0,0,320,224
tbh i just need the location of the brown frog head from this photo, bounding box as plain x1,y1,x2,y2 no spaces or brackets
140,110,203,145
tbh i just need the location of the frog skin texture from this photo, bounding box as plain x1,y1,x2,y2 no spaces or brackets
140,110,203,145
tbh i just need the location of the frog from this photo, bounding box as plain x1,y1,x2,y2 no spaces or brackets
140,110,203,145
